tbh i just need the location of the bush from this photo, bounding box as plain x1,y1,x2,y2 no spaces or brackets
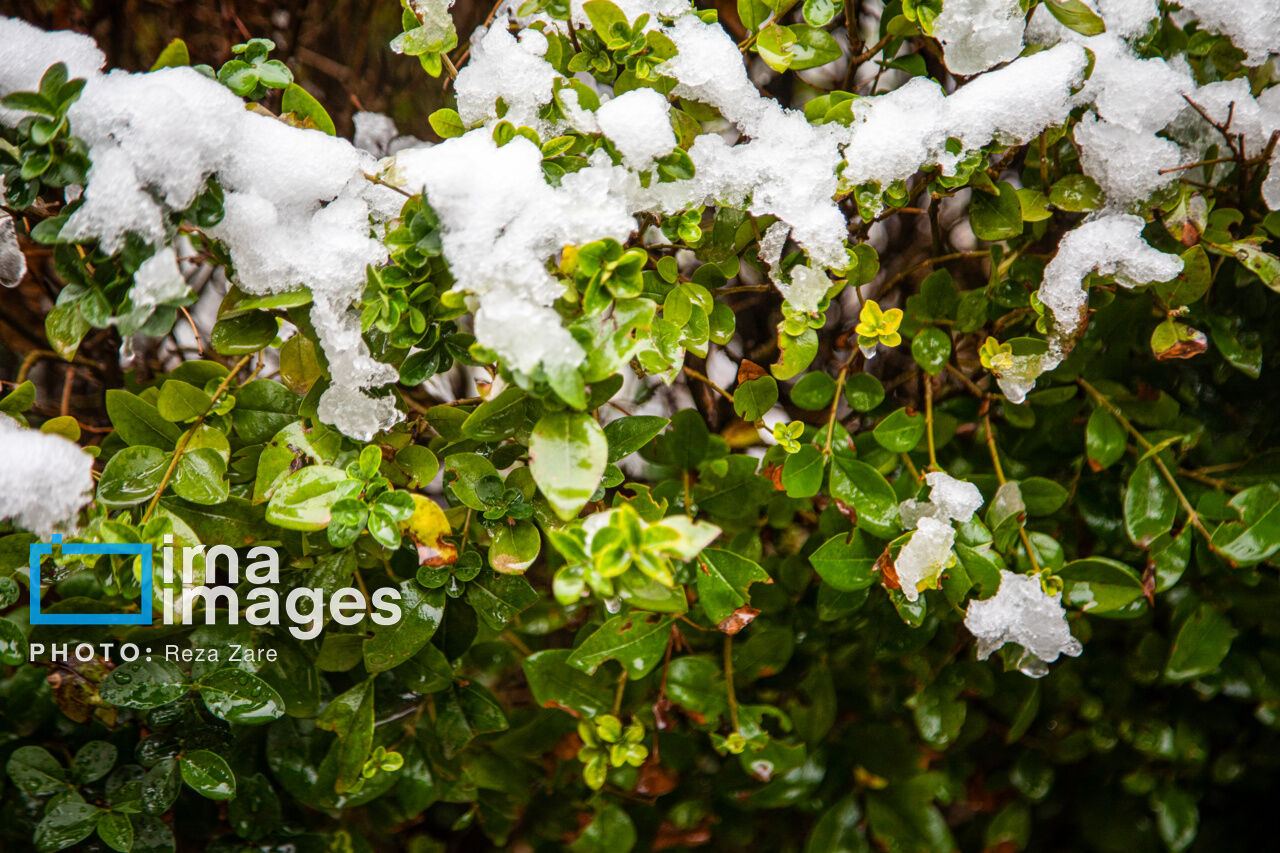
2,1,1280,851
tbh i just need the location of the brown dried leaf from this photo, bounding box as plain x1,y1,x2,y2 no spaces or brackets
737,359,766,384
717,606,760,635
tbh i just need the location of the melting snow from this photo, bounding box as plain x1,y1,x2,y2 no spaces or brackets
964,569,1083,677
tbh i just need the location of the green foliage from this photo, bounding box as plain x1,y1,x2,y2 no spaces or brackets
5,3,1280,853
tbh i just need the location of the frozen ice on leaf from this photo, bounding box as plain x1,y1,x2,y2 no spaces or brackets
0,211,26,288
316,383,403,443
899,471,985,530
932,0,1025,76
964,570,1083,677
0,415,94,537
777,265,832,315
895,516,957,602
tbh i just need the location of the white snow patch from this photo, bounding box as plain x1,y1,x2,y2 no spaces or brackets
965,569,1083,677
0,415,95,536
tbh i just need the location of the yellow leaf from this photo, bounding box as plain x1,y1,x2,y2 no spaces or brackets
402,494,457,567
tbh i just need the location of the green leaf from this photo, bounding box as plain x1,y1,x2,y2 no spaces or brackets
802,0,840,27
231,380,299,444
364,581,444,672
443,452,500,510
1045,0,1106,36
873,407,925,453
172,447,230,505
756,23,797,73
96,812,133,853
1155,245,1211,307
180,750,236,800
568,613,672,679
71,741,117,784
583,0,629,41
199,669,286,724
734,375,779,421
910,327,951,376
1215,485,1280,565
791,372,836,410
739,0,772,31
35,801,100,853
435,683,509,756
156,380,212,422
466,568,538,630
461,387,527,441
695,548,771,624
150,38,190,70
969,182,1023,241
7,746,68,796
807,796,868,853
789,24,842,70
0,380,36,417
1049,174,1103,212
428,107,466,138
1151,786,1199,852
0,617,27,666
281,83,335,135
522,649,614,717
772,327,818,380
99,659,188,709
530,411,608,520
97,445,170,508
844,373,885,411
1165,604,1235,682
211,312,278,355
1019,477,1068,515
809,531,879,592
316,677,375,793
106,389,182,449
829,454,900,539
1060,557,1145,616
570,804,637,853
781,444,825,498
265,464,347,530
1085,407,1126,471
1124,458,1176,547
603,415,669,463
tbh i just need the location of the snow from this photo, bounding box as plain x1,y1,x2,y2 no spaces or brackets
1177,0,1280,66
964,569,1083,677
899,471,985,530
1096,0,1159,38
841,44,1088,187
390,132,636,372
1073,115,1183,208
895,516,956,602
776,265,832,314
0,415,95,536
453,26,558,132
990,213,1184,404
131,247,188,310
596,88,675,170
1037,213,1183,340
1,211,25,288
932,0,1025,76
